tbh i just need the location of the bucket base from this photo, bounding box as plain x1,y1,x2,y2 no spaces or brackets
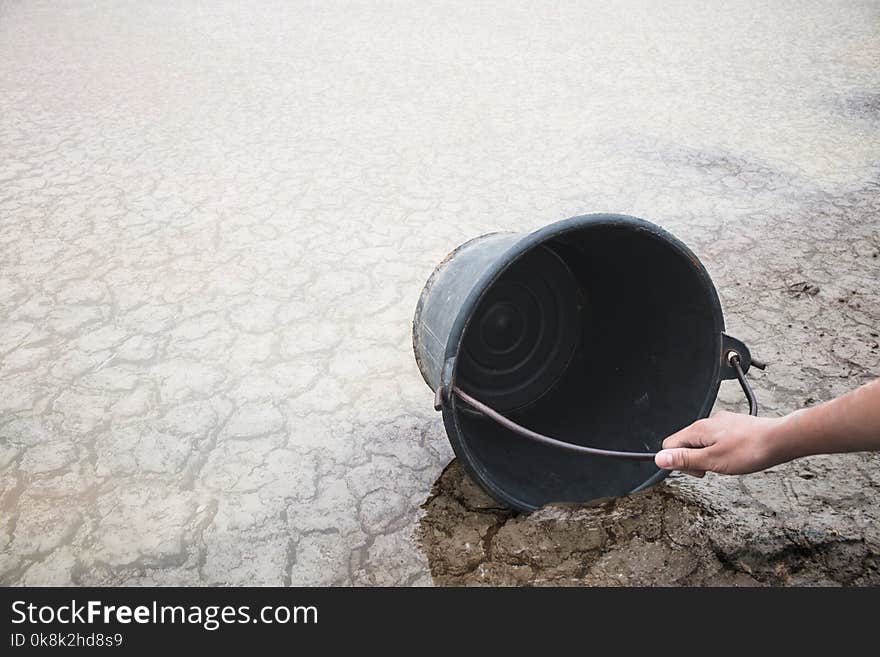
456,245,582,412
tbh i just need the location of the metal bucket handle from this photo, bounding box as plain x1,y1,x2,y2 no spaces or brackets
434,333,765,461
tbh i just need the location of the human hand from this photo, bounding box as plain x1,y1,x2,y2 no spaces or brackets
654,410,788,477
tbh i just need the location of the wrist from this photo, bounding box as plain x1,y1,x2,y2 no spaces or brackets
763,409,815,465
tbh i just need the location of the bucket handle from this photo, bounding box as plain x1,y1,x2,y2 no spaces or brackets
435,338,763,461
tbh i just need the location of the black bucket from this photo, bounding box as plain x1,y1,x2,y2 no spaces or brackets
413,213,761,512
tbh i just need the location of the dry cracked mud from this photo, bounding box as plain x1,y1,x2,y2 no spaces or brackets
1,1,879,586
419,461,880,586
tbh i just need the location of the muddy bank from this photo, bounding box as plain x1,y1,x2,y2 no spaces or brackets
418,459,880,586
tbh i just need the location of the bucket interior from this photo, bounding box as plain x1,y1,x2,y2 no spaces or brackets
454,224,721,509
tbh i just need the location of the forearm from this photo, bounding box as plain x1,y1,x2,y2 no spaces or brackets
767,378,880,463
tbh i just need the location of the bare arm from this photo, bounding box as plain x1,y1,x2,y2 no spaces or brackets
655,378,880,476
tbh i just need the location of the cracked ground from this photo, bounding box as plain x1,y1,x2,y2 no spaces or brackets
1,1,879,586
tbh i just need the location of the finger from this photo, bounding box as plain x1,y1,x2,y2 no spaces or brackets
654,447,711,472
662,423,705,450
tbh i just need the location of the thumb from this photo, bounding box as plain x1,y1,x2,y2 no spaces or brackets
655,447,710,472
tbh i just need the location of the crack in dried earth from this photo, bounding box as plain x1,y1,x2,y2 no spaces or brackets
419,461,880,586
